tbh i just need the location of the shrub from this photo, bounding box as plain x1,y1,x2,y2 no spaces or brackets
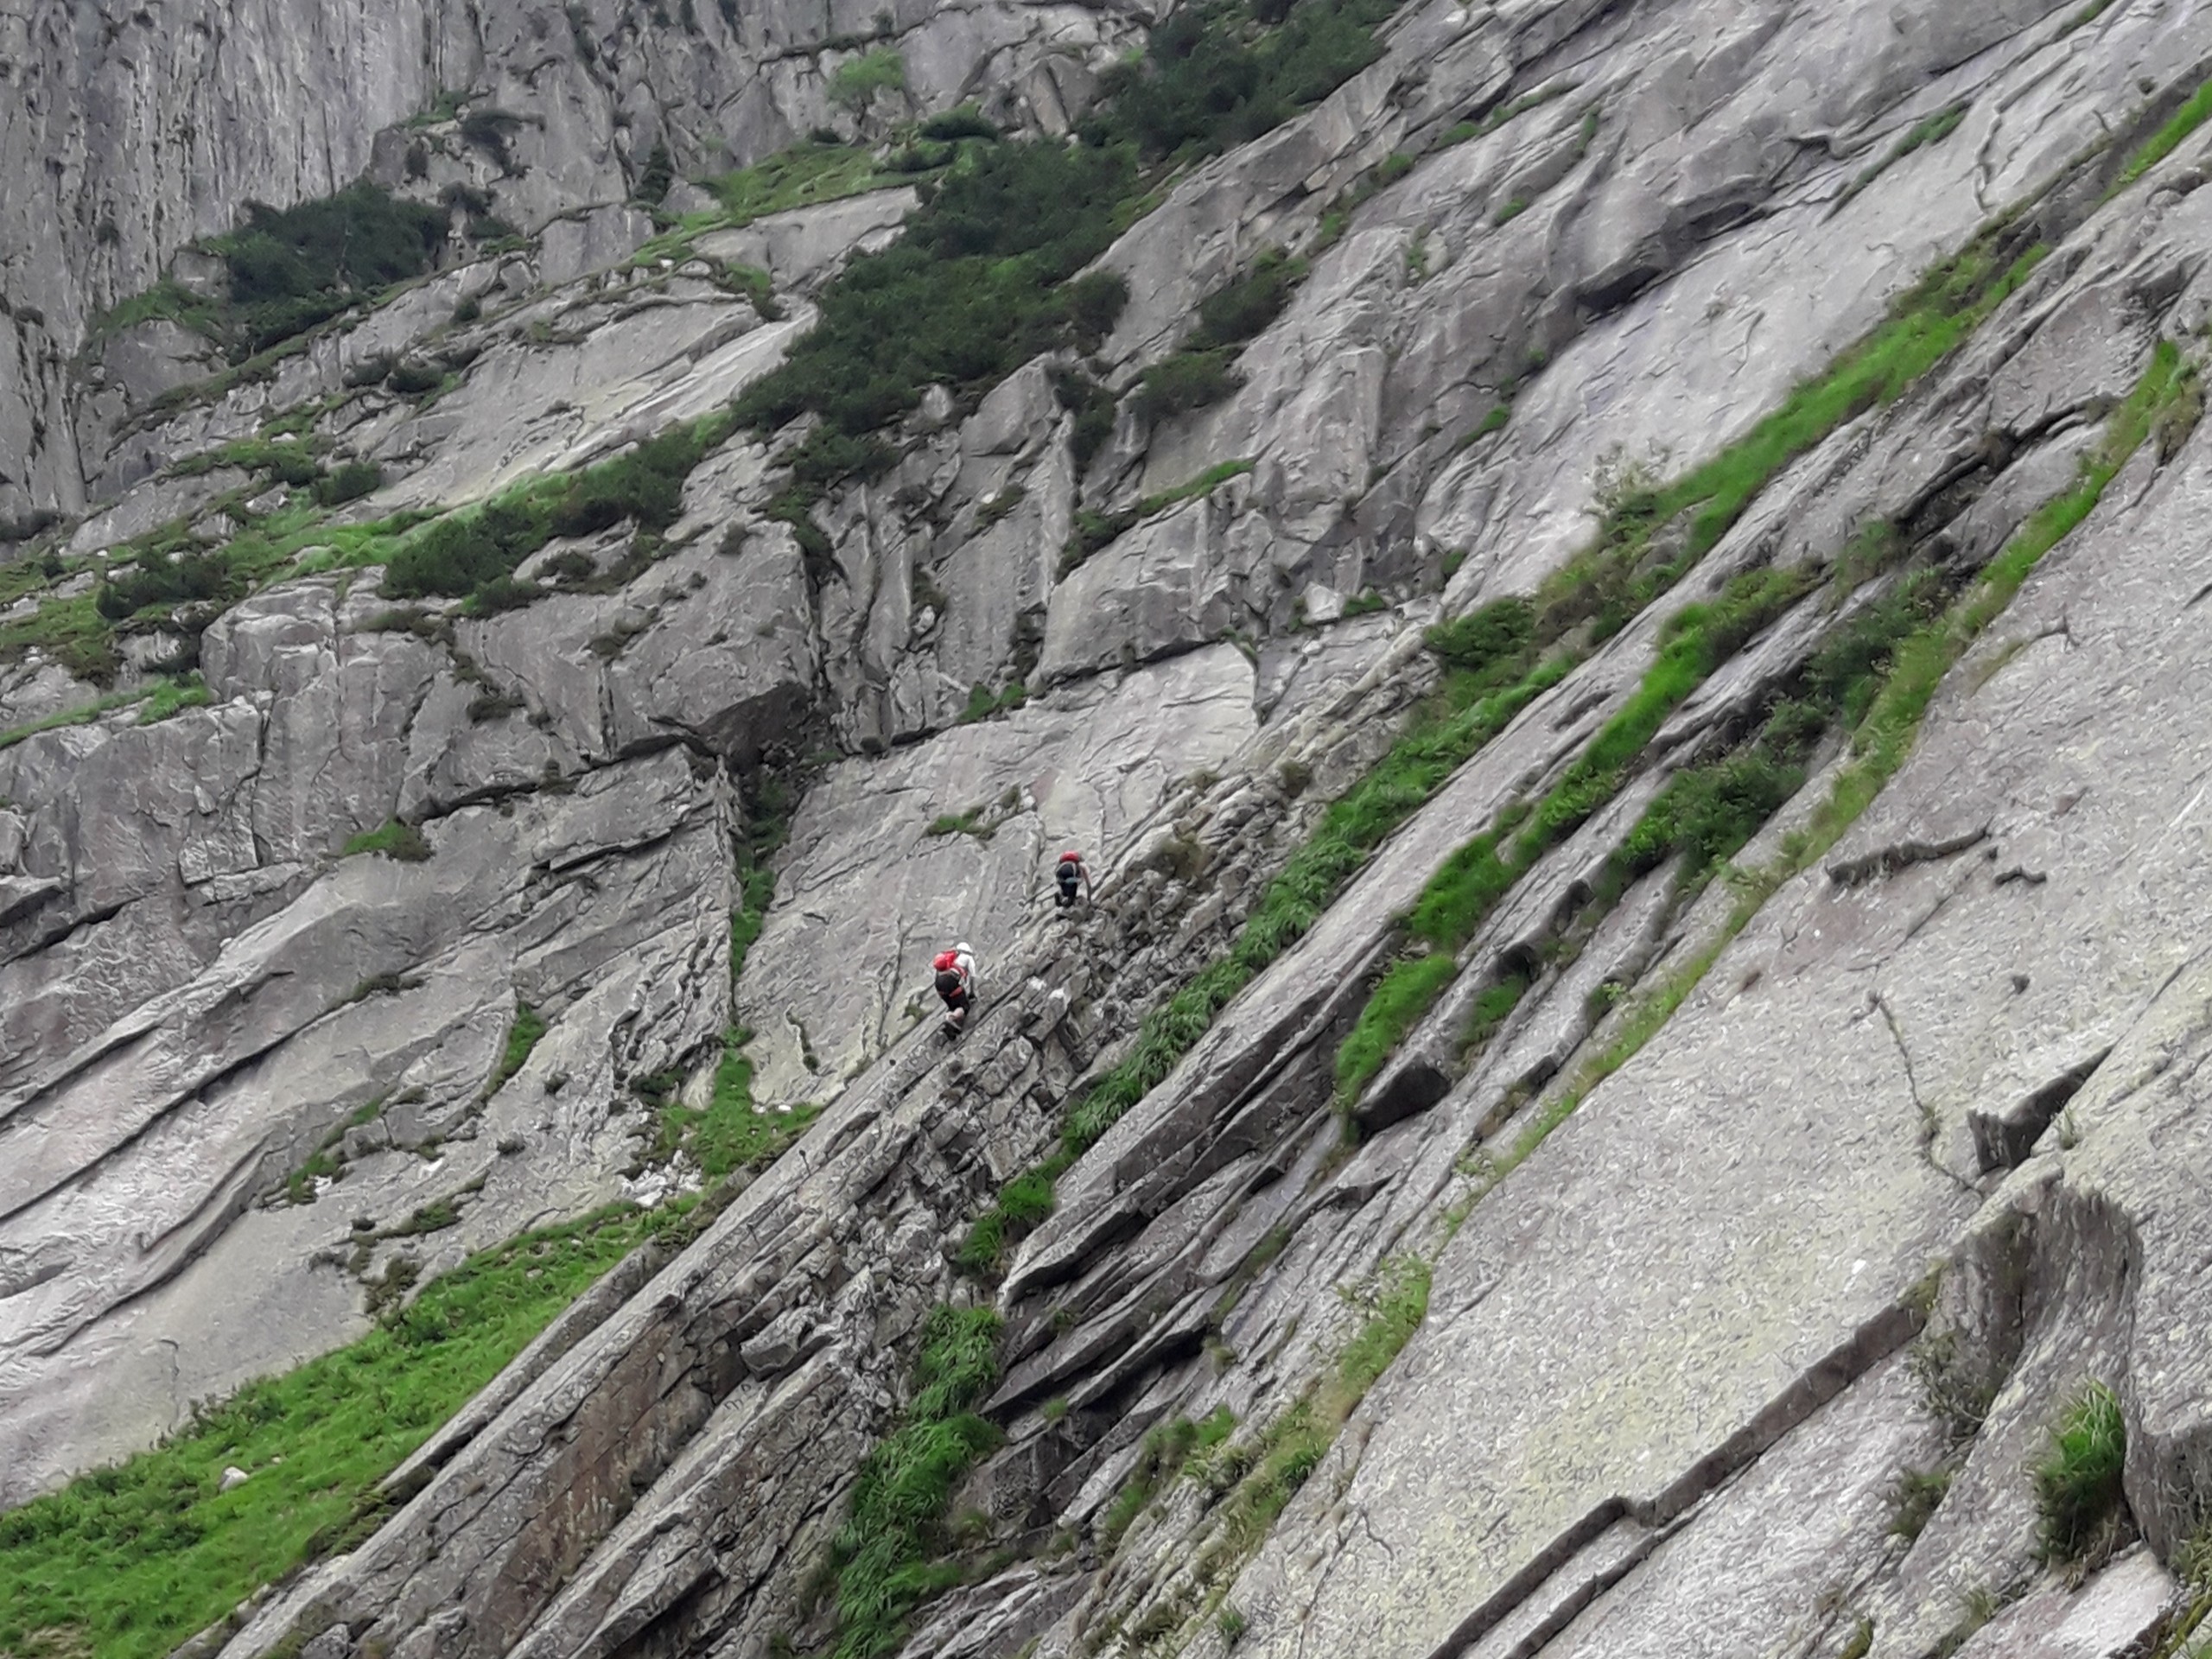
386,359,444,396
733,138,1133,477
314,461,385,505
213,181,447,356
1194,247,1305,346
635,139,675,204
829,47,906,111
1050,367,1119,473
1065,270,1130,346
96,546,235,620
918,105,998,141
1134,347,1243,423
1096,0,1399,162
1424,597,1534,690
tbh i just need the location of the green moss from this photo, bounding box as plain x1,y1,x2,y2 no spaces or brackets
0,1205,676,1659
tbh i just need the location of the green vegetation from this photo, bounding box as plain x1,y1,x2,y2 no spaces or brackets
829,47,907,111
105,181,448,361
1456,340,2195,1220
959,681,1028,723
1093,0,1399,164
314,460,385,505
0,1205,678,1659
1840,101,1969,205
1335,566,1818,1107
381,416,728,604
0,688,145,752
2033,1381,2126,1562
826,1306,1005,1659
1135,249,1306,425
1060,460,1256,575
652,1031,821,1179
137,675,213,723
341,818,433,862
1179,1255,1429,1599
1442,83,1573,148
2113,75,2212,193
1103,1407,1237,1548
1889,1464,1955,1541
486,1003,548,1097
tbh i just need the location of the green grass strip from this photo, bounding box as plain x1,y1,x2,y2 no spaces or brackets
1459,339,2190,1212
827,1306,1006,1659
0,1206,682,1659
2113,76,2212,193
1332,566,1818,1106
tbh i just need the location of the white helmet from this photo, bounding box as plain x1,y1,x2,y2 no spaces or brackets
956,941,972,955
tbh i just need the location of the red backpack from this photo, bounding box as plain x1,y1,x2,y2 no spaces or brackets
931,949,958,973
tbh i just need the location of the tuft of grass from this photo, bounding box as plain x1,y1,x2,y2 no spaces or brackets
1889,1464,1955,1541
0,1205,681,1659
137,675,213,724
484,1002,547,1098
340,818,433,863
2033,1381,2127,1563
827,1306,1005,1659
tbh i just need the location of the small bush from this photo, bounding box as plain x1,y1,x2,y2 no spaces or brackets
2033,1381,2126,1563
1050,367,1119,474
1134,347,1243,424
314,461,385,505
213,181,447,356
918,105,998,141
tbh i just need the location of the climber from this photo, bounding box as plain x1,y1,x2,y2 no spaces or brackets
1053,849,1093,909
931,940,977,1033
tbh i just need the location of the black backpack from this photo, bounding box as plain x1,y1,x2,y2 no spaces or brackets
935,968,964,1000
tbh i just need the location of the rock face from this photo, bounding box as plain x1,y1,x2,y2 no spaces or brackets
8,1,2212,1657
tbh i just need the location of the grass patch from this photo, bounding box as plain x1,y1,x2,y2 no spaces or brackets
137,675,213,723
2033,1381,2126,1563
2113,75,2212,193
485,1002,548,1097
340,818,432,863
825,1306,1005,1659
1335,566,1819,1107
653,1030,822,1179
0,1205,677,1659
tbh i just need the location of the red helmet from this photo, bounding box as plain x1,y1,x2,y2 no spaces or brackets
1058,849,1083,864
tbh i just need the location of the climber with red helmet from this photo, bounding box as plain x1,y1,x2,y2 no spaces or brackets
931,941,977,1032
1053,849,1093,909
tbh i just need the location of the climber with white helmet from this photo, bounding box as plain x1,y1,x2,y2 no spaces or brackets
931,940,977,1033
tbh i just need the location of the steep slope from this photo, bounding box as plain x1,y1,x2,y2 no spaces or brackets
7,1,2212,1658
